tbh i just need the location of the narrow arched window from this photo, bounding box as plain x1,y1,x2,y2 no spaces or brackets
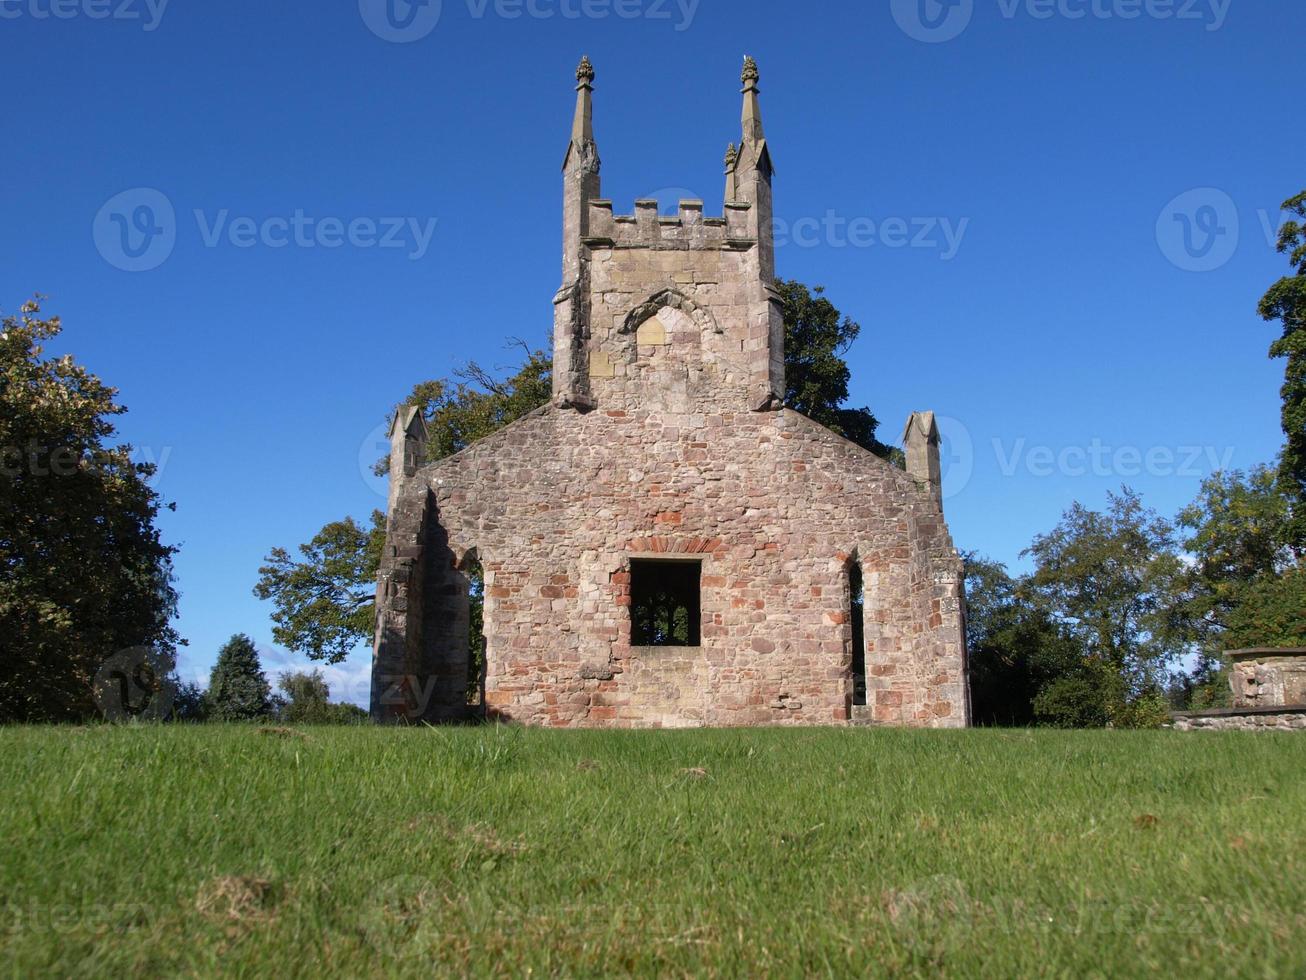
849,561,867,707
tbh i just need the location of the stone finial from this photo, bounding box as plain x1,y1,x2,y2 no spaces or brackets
741,55,759,86
902,411,942,509
739,57,766,147
567,55,599,172
724,143,738,167
388,405,429,514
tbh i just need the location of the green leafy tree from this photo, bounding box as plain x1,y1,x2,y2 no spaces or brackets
1175,466,1298,637
0,299,180,722
1023,488,1185,726
1224,568,1306,649
397,343,554,466
277,668,367,724
1258,190,1306,549
776,280,894,459
963,554,1085,726
254,512,386,664
1171,466,1303,705
257,282,898,663
207,634,272,721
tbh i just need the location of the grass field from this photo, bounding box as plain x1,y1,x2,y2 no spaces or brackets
2,725,1303,978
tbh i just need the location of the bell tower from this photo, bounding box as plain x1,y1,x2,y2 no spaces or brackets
551,56,786,415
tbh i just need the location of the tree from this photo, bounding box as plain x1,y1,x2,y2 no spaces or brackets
1171,466,1303,705
254,512,386,664
256,281,899,663
277,668,368,724
207,634,272,721
776,280,893,459
963,554,1085,726
1022,488,1185,726
0,299,180,722
1258,190,1306,549
1175,466,1299,638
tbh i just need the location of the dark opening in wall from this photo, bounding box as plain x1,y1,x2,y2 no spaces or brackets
630,559,701,646
463,552,485,707
850,561,866,706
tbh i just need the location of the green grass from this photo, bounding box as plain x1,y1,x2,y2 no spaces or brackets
1,726,1303,978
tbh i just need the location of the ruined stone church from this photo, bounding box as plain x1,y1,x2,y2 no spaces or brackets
371,57,969,728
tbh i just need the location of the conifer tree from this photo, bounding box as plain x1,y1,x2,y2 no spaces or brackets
207,634,271,720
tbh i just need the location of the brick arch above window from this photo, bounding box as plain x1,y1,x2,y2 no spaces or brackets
619,287,722,337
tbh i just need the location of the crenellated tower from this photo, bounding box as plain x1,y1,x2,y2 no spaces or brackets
552,56,786,415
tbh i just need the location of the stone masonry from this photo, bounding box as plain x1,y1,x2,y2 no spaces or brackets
370,58,969,728
1172,647,1306,732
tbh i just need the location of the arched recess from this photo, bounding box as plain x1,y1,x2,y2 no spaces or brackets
619,287,722,337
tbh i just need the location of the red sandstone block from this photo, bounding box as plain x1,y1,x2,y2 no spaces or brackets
876,690,903,706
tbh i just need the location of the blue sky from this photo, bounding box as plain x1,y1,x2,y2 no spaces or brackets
3,0,1301,703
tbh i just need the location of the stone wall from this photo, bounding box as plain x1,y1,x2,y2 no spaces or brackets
375,397,966,729
1172,708,1306,732
1228,650,1306,709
